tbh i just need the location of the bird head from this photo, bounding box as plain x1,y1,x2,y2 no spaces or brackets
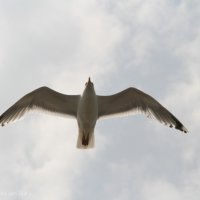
85,77,93,87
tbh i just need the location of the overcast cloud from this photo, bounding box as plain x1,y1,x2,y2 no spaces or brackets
0,0,200,199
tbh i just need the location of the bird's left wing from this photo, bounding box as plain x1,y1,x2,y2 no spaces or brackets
0,87,80,126
97,87,188,133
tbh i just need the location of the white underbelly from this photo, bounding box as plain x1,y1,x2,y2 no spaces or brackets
77,94,98,130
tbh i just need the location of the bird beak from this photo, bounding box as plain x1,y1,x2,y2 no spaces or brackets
88,77,91,83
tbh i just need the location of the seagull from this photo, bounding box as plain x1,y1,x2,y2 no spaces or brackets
0,78,188,149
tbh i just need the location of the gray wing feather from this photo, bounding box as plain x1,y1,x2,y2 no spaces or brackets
97,87,188,133
0,87,80,126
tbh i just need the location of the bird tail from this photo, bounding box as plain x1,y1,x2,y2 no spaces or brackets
76,130,95,149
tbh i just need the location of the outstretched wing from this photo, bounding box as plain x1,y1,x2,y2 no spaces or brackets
0,86,80,126
97,87,188,133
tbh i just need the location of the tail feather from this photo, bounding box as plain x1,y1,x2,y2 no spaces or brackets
77,130,95,149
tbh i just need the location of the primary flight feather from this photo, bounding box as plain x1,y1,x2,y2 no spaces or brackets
0,78,188,149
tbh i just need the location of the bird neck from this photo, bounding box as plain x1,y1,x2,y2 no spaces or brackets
82,86,96,98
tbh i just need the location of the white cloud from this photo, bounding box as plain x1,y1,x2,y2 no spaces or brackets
141,173,200,200
0,0,199,200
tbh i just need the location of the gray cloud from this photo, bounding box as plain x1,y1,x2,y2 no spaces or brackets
0,0,199,200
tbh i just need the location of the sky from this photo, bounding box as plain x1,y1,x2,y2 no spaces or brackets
0,0,200,199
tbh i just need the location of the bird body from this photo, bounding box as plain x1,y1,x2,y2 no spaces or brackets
0,78,188,149
77,79,98,148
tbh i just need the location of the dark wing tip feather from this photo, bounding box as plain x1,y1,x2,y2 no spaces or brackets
0,113,5,126
175,123,188,133
0,118,5,127
170,115,188,133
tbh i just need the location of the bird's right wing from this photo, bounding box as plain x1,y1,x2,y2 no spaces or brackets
0,87,80,126
97,87,188,133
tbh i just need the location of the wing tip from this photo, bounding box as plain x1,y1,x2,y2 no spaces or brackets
167,119,188,133
176,124,188,134
0,116,4,127
181,126,188,134
0,121,5,127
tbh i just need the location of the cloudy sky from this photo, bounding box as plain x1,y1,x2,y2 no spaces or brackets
0,0,200,199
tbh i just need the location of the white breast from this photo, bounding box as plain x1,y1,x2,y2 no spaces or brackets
77,86,98,130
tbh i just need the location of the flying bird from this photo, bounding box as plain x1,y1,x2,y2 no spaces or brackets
0,78,188,149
